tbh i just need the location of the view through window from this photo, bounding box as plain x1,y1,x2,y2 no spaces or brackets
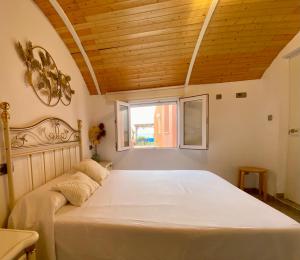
130,103,177,148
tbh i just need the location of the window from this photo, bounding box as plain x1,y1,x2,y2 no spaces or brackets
179,95,208,149
115,95,208,151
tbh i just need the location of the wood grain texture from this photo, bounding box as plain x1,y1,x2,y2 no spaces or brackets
190,0,300,85
34,0,300,93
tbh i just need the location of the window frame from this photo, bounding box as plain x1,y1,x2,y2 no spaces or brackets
115,95,209,151
179,94,209,150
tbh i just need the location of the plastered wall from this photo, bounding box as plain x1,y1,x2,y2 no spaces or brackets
0,0,92,226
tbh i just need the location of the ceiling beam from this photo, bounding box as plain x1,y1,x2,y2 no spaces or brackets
48,0,101,95
284,47,300,59
184,0,219,87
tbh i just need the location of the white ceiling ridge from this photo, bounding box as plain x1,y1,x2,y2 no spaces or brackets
184,0,220,88
48,0,101,95
283,46,300,59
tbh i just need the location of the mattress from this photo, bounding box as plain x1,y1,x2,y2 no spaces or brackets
54,170,300,260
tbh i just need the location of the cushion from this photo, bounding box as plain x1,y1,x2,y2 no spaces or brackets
8,174,71,260
75,159,109,184
53,172,99,206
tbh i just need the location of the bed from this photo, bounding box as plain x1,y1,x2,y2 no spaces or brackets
53,170,300,260
1,102,300,260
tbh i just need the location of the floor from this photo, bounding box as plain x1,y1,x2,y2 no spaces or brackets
266,198,300,223
247,190,300,223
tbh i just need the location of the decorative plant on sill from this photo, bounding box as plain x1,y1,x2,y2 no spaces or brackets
15,41,75,107
89,123,106,162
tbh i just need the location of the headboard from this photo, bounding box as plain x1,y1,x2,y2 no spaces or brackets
0,102,83,210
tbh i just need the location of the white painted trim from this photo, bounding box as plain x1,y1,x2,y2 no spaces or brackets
184,0,219,87
48,0,101,94
283,47,300,59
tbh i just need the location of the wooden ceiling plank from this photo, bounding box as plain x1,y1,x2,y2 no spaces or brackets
86,38,197,57
88,44,196,62
92,52,192,68
70,35,197,55
85,1,210,22
98,68,190,76
94,29,200,50
75,22,203,44
90,17,206,40
93,58,190,70
96,63,190,75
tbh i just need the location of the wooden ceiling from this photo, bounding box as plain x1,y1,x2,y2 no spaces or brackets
34,0,300,94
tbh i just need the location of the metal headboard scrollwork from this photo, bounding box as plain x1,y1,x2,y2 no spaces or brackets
11,118,80,149
0,102,83,210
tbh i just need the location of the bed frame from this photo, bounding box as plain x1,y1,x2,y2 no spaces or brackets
0,102,83,210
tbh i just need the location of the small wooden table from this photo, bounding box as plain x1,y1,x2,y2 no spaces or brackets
238,167,268,201
0,229,39,260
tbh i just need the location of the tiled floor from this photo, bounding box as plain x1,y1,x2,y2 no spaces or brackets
266,198,300,223
247,190,300,223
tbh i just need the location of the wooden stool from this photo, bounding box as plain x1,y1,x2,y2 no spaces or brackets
238,167,268,201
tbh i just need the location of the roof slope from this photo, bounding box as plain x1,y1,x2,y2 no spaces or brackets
34,0,300,94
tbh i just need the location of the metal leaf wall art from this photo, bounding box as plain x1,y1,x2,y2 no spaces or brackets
15,41,75,106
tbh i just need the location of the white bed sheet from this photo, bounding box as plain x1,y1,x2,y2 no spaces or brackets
54,170,300,260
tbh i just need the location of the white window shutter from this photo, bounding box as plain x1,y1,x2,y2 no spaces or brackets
115,101,131,151
179,95,209,150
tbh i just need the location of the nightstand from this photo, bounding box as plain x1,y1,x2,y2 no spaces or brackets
99,160,112,170
0,229,39,260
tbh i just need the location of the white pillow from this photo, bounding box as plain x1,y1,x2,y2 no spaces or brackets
53,172,99,206
8,174,70,260
75,159,109,184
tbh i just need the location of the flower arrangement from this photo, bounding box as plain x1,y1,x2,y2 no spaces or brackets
88,123,106,162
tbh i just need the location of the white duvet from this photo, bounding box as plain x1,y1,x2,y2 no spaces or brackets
54,170,300,260
9,170,300,260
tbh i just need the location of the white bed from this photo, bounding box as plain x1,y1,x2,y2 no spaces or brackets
9,169,300,260
53,170,300,260
1,111,299,260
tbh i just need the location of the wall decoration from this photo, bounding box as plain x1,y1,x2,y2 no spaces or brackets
15,41,75,106
89,123,106,162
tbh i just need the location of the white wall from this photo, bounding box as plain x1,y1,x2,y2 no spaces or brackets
262,31,300,194
90,80,271,190
0,0,91,226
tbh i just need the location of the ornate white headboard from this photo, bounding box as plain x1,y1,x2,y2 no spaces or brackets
0,102,83,210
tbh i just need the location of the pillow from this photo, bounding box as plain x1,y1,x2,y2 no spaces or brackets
9,174,70,229
71,171,99,195
53,172,99,206
75,159,109,184
8,174,71,260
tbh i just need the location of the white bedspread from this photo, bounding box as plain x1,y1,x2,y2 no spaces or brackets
54,170,300,260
